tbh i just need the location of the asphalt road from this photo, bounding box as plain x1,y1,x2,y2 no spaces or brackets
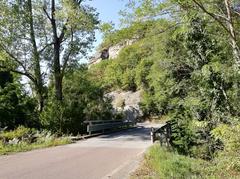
0,123,161,179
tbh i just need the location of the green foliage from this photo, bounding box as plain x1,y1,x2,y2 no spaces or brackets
212,122,240,153
90,21,161,92
93,1,240,163
100,22,115,38
119,0,171,25
40,100,65,134
0,126,32,141
100,21,155,48
0,71,13,88
142,145,206,178
135,58,153,89
0,71,38,129
134,144,240,178
207,122,240,177
41,66,113,134
135,17,236,157
0,126,71,155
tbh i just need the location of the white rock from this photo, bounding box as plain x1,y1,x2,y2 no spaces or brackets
88,39,137,67
106,90,143,122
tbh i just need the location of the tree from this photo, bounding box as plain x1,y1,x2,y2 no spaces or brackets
124,0,240,69
173,0,240,69
40,65,113,134
0,0,99,108
120,0,169,25
42,0,99,101
0,0,45,111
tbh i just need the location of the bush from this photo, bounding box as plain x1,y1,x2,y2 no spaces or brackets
0,127,71,155
0,126,32,141
0,71,38,129
209,122,240,177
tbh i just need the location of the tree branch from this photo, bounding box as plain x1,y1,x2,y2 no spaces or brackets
39,42,54,53
59,20,69,42
43,7,52,22
0,44,29,73
192,0,233,38
61,29,74,77
0,65,36,83
234,11,240,17
76,0,84,6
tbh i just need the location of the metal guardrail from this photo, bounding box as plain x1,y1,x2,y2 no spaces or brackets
84,120,134,135
150,121,171,146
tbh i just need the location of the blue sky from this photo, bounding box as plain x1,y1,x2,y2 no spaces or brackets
86,0,128,50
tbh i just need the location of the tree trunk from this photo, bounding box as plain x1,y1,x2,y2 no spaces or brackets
51,0,63,101
36,88,44,112
28,0,45,111
53,42,63,101
224,0,240,68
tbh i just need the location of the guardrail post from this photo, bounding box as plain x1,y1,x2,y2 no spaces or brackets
89,121,92,135
166,123,171,147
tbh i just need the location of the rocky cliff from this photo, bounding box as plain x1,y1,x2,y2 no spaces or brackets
106,90,143,122
89,39,142,122
89,39,136,66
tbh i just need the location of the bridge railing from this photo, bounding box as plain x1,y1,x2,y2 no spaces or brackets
84,120,134,135
150,121,171,146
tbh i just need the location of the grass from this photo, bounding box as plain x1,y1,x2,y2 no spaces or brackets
131,144,208,179
0,137,72,155
0,126,72,155
132,144,240,179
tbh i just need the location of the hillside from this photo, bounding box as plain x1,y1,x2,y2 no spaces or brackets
87,5,240,176
88,20,170,120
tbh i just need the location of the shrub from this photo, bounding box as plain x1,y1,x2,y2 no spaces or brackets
0,71,38,129
0,126,32,141
0,127,71,155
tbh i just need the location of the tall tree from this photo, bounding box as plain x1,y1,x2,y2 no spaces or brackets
124,0,240,69
173,0,240,69
42,0,98,101
0,0,45,111
0,0,98,107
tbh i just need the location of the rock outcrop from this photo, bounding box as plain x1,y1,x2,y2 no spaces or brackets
89,39,136,66
106,90,143,122
89,38,142,122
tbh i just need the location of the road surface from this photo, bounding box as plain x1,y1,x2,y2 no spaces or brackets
0,123,161,179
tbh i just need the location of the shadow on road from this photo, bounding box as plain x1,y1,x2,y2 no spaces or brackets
97,125,151,141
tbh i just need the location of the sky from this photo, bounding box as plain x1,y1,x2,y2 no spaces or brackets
86,0,128,51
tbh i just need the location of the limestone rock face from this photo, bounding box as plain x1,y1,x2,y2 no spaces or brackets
106,90,143,122
89,39,137,66
89,38,142,121
108,43,125,59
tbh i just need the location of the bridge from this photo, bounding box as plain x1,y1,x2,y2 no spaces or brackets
0,122,165,179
